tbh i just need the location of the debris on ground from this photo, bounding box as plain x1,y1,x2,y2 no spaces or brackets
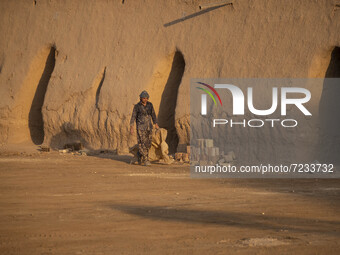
190,139,236,166
59,149,70,154
58,146,90,156
40,145,50,152
64,142,83,151
237,237,288,247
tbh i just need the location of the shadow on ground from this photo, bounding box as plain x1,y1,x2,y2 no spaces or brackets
107,203,340,237
93,154,133,164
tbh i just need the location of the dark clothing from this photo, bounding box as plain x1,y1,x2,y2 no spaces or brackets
130,101,157,162
130,101,157,131
136,129,153,162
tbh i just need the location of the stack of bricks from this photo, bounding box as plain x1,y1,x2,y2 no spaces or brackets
175,141,235,165
190,139,221,165
174,144,191,163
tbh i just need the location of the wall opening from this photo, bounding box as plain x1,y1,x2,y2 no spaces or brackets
158,51,185,154
319,46,340,163
29,46,56,145
325,47,340,77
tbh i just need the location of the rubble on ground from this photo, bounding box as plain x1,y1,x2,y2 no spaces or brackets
190,139,236,166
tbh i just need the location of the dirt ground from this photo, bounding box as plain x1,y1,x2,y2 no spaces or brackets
0,150,339,255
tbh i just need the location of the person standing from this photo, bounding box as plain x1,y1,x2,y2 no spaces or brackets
130,90,159,166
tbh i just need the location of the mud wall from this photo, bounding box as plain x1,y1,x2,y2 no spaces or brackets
0,0,339,155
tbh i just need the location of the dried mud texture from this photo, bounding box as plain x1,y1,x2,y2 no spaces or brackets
0,153,340,254
0,0,339,156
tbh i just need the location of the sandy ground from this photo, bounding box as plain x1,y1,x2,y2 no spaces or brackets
0,150,339,254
